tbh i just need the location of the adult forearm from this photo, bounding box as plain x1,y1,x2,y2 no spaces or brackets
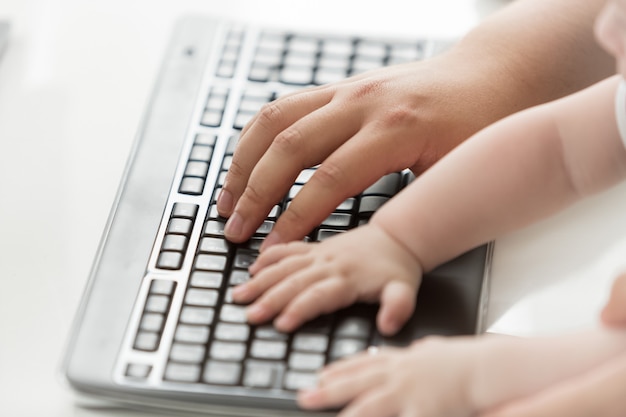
443,0,614,129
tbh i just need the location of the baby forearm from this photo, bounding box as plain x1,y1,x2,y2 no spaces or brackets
470,327,626,410
372,77,626,272
372,104,577,271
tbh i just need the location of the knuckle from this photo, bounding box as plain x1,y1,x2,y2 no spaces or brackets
241,182,268,207
273,127,304,156
257,101,284,130
225,158,247,183
278,206,309,232
310,161,346,190
349,78,385,100
378,105,418,129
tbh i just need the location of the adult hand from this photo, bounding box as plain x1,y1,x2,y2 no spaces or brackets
217,0,614,247
217,53,518,246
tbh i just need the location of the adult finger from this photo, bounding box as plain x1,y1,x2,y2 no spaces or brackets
481,351,626,417
217,87,333,217
261,123,411,249
223,99,363,243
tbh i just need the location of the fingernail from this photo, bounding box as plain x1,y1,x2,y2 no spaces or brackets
225,212,243,239
217,188,233,215
260,231,281,252
297,389,321,407
246,304,269,322
248,260,259,275
274,314,295,331
231,285,248,302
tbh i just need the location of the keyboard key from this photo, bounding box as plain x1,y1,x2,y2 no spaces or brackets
219,304,248,323
255,325,289,341
254,220,275,235
125,363,152,379
150,279,176,295
288,352,325,371
229,269,250,286
329,338,367,360
145,295,170,314
180,306,215,326
194,133,217,146
321,213,351,228
156,251,183,270
184,161,209,178
243,360,284,388
215,323,250,342
139,313,165,332
334,316,372,339
167,218,193,235
190,271,223,289
175,325,210,344
198,237,229,254
321,38,353,56
314,229,344,242
363,173,401,196
165,363,201,382
250,340,287,360
210,341,247,361
292,333,329,353
284,371,318,391
233,250,257,269
185,288,219,307
195,254,227,271
203,360,241,385
189,144,213,162
204,220,226,237
170,343,206,363
161,234,188,252
358,195,389,216
179,177,205,195
133,331,160,351
279,66,314,85
172,203,199,219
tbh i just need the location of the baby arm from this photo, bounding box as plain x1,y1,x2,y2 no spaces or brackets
297,327,626,417
235,76,626,334
374,75,626,272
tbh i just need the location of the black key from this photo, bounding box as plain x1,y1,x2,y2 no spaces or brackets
362,173,401,196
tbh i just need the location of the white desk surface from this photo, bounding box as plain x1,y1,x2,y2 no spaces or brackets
2,0,626,416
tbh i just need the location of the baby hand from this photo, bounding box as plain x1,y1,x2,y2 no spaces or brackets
298,337,477,417
232,224,422,335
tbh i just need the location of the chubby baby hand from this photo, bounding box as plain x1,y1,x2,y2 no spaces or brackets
232,224,422,335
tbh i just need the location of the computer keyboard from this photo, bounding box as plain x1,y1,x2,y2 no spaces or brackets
61,15,491,416
116,22,440,398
